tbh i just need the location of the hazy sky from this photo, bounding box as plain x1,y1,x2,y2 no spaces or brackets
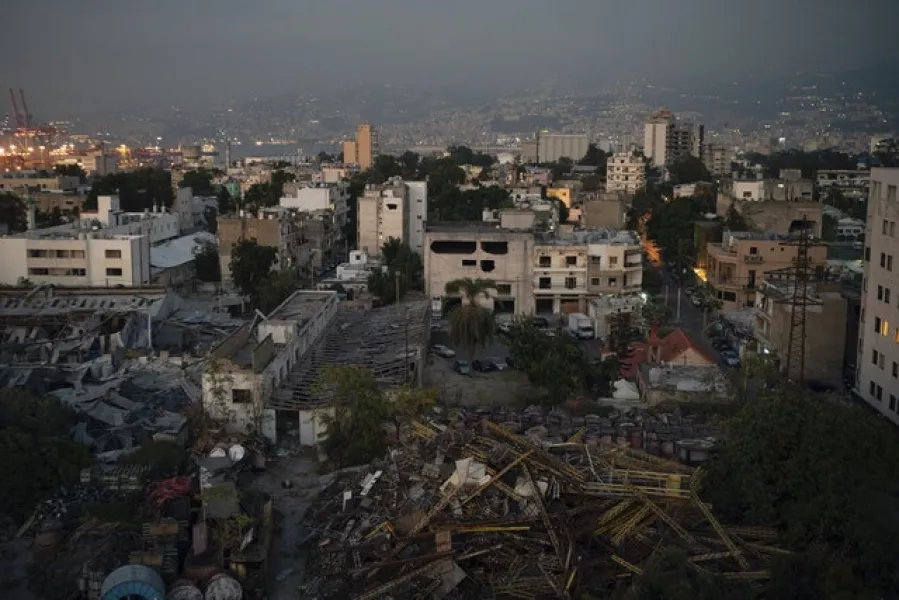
2,0,897,117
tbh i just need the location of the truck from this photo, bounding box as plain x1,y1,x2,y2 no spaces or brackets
430,297,443,320
567,313,595,340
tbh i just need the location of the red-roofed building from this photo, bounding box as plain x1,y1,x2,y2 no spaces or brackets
620,327,716,379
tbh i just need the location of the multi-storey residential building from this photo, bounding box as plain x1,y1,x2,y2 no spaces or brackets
279,182,349,232
716,173,821,237
424,218,535,315
753,275,847,385
643,110,703,168
534,230,642,315
0,173,80,193
701,143,732,178
0,194,183,287
816,167,871,201
357,177,427,257
342,123,378,170
217,207,311,287
701,231,828,312
537,132,589,164
856,168,899,424
605,152,646,195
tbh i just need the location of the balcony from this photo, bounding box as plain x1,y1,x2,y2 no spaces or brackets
743,254,764,264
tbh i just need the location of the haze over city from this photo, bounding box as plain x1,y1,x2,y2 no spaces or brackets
4,0,899,115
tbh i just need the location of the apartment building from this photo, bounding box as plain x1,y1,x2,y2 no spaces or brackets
643,109,703,168
701,143,732,178
0,173,80,193
534,230,642,315
754,276,847,385
356,177,427,257
856,168,899,424
424,220,535,315
0,194,182,287
817,168,870,201
537,132,589,164
342,123,378,170
581,192,628,229
605,152,646,195
217,208,311,287
716,175,822,237
701,231,828,312
279,182,349,232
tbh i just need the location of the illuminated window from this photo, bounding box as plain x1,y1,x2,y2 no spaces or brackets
882,320,890,337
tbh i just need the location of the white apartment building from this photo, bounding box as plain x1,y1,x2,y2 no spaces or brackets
0,194,183,287
606,152,646,195
280,182,349,230
857,168,899,424
534,230,643,315
537,132,589,164
357,177,426,257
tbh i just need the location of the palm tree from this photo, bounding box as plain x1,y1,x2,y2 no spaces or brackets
445,278,497,363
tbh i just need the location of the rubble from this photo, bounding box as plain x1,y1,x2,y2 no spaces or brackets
297,409,781,599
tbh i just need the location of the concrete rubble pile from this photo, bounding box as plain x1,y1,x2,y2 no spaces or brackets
297,410,782,599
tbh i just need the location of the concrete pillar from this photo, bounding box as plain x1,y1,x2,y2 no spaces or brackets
552,297,561,315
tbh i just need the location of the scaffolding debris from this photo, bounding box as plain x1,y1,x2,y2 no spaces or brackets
297,415,783,598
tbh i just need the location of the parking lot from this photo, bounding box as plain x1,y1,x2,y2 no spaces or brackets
425,320,539,406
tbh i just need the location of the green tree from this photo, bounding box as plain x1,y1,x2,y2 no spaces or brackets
398,151,421,179
229,239,278,301
668,156,711,185
180,169,216,195
723,202,750,230
0,390,91,523
317,151,336,163
367,238,424,305
369,155,403,184
609,312,635,360
256,270,301,313
0,192,26,232
85,168,173,211
54,163,86,181
316,365,391,468
448,145,494,167
36,206,65,229
243,183,272,207
822,213,838,241
873,138,899,168
646,196,707,261
703,387,899,596
445,278,497,362
579,143,608,169
193,242,221,282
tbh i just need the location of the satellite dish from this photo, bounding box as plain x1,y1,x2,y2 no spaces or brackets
227,445,246,463
208,448,226,458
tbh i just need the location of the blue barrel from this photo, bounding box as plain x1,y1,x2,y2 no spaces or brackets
100,565,165,600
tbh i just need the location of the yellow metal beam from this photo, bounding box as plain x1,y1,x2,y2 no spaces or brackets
611,555,644,575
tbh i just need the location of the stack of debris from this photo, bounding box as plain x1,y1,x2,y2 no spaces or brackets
298,418,782,599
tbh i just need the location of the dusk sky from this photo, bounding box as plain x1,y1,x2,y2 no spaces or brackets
2,0,897,116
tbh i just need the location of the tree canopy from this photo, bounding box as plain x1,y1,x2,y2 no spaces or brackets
179,169,216,195
746,149,856,179
229,239,278,302
367,238,424,305
667,156,712,185
448,145,494,167
645,196,709,262
0,192,27,233
0,390,91,523
85,168,173,212
703,387,899,596
54,163,86,181
193,242,221,282
579,143,609,171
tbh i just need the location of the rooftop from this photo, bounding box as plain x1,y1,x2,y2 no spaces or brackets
640,363,730,393
537,229,641,246
271,301,429,408
425,222,534,234
0,286,173,319
150,231,216,270
268,290,337,321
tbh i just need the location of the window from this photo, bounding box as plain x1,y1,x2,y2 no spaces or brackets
539,277,551,289
887,288,892,304
27,268,49,276
609,256,618,266
232,389,252,404
590,256,602,265
877,385,883,401
892,362,897,378
883,219,889,235
72,250,85,258
880,353,885,369
889,256,894,271
496,284,511,295
877,285,883,301
104,249,122,259
590,277,600,286
565,256,577,267
105,268,123,277
608,277,618,287
749,246,758,255
870,381,876,396
881,253,886,268
875,316,882,334
462,259,476,266
883,320,890,337
872,349,879,365
865,247,871,262
565,277,577,289
723,291,737,302
891,395,897,412
539,256,551,267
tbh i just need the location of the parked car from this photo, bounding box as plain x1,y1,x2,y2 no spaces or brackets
487,357,508,371
472,359,498,373
720,350,741,367
690,295,704,307
431,344,456,358
453,360,471,375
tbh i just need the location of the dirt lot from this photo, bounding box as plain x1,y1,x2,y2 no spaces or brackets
424,355,538,407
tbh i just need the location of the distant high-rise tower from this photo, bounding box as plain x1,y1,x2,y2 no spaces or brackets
355,123,378,170
643,109,703,168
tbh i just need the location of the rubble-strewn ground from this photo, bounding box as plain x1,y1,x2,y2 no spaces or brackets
251,449,322,600
0,538,34,600
425,357,538,406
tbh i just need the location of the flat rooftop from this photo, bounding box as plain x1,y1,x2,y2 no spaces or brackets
641,363,729,392
0,287,171,319
268,290,336,321
426,222,533,234
537,229,640,246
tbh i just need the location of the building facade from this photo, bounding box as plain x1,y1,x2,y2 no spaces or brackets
643,109,703,167
701,143,732,178
217,208,311,287
356,178,420,257
605,152,646,195
856,168,899,423
702,231,828,312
